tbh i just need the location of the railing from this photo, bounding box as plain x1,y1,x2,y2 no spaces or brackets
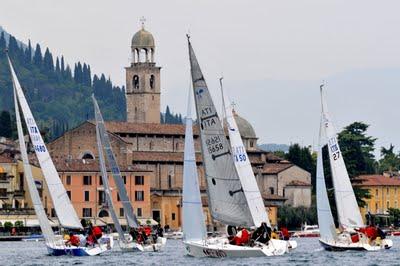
0,208,35,215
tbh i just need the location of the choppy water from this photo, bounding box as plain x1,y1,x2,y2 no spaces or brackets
1,237,400,265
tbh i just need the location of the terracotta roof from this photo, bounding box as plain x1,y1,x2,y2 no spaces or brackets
102,121,200,136
261,163,293,174
54,159,150,173
355,175,400,187
286,180,311,187
0,154,14,163
132,151,202,163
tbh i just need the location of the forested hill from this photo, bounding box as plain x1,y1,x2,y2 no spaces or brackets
0,30,126,140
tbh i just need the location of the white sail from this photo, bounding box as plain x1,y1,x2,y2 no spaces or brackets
92,95,138,228
93,96,126,242
7,57,82,229
316,115,337,242
182,88,207,241
220,80,269,227
320,86,364,229
188,37,254,227
13,80,55,244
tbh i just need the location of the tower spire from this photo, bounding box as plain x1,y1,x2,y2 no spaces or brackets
140,16,146,30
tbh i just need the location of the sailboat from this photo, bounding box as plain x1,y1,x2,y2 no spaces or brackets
182,36,290,257
317,84,392,251
92,95,166,252
8,54,113,256
220,78,297,250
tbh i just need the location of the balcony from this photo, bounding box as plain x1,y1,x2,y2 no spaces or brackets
12,190,25,198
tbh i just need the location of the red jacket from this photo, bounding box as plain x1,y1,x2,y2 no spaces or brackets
92,226,102,238
70,235,80,246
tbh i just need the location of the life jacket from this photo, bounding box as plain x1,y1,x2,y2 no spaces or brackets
70,235,80,246
92,226,103,238
280,227,290,240
351,233,359,243
365,226,378,240
144,226,151,236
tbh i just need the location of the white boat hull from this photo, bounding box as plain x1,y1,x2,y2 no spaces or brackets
184,238,290,258
46,235,114,256
319,238,393,251
119,237,167,252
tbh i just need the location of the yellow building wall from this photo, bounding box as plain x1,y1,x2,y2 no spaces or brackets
360,185,400,222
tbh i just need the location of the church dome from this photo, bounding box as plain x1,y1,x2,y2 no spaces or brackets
224,110,257,139
131,28,155,49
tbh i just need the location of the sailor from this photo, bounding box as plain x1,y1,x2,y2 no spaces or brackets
92,225,103,240
129,228,138,241
271,228,279,239
230,227,250,246
280,226,290,241
66,233,80,247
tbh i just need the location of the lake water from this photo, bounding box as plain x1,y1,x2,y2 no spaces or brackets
1,237,400,265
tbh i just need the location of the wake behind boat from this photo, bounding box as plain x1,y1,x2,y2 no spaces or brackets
8,54,113,256
182,36,294,258
316,84,392,251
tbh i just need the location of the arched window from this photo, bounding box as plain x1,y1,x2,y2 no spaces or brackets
149,141,153,151
168,175,172,189
98,209,109,217
82,152,94,160
150,75,155,89
250,141,254,148
133,75,139,89
175,142,179,151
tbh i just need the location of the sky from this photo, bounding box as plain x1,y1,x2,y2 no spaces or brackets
1,0,400,158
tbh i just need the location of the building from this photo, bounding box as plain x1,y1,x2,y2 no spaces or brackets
356,174,400,223
47,24,312,230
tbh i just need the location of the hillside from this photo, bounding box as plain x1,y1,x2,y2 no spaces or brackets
0,30,126,140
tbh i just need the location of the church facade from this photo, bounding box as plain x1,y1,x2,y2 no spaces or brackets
47,25,311,230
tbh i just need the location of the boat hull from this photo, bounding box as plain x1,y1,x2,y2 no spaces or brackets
184,238,290,258
319,238,393,251
47,235,114,256
119,237,167,252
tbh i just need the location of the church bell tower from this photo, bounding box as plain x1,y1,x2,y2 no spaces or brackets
126,22,161,123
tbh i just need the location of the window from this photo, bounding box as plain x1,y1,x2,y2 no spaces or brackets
150,75,155,89
269,187,274,195
82,208,92,217
82,153,94,160
122,175,126,184
250,141,254,148
51,208,56,218
149,141,153,151
168,175,172,189
172,213,176,221
135,176,144,185
387,201,390,209
376,189,379,197
66,175,71,185
135,191,144,201
120,208,124,217
133,75,139,89
83,175,92,185
375,202,378,211
387,187,390,196
98,191,105,204
99,209,109,217
84,191,90,202
99,176,103,185
175,142,179,151
395,201,398,208
137,208,142,217
67,191,71,200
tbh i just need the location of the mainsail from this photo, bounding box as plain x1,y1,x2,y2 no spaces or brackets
316,115,337,242
320,85,364,229
8,57,82,229
188,37,254,227
220,79,269,227
13,81,55,244
93,95,126,242
182,88,207,241
92,95,138,228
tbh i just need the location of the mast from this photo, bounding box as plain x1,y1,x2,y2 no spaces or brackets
93,95,126,242
220,78,270,227
12,68,55,244
7,55,82,230
187,35,254,227
182,86,207,241
320,85,364,229
92,95,139,228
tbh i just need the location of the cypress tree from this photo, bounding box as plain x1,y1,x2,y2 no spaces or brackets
0,32,5,49
0,111,12,138
87,65,91,86
24,40,32,64
55,57,60,73
33,43,42,67
60,56,65,74
43,48,54,72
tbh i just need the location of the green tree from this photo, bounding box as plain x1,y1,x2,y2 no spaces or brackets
378,144,400,173
337,122,375,207
33,43,42,66
0,110,12,138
